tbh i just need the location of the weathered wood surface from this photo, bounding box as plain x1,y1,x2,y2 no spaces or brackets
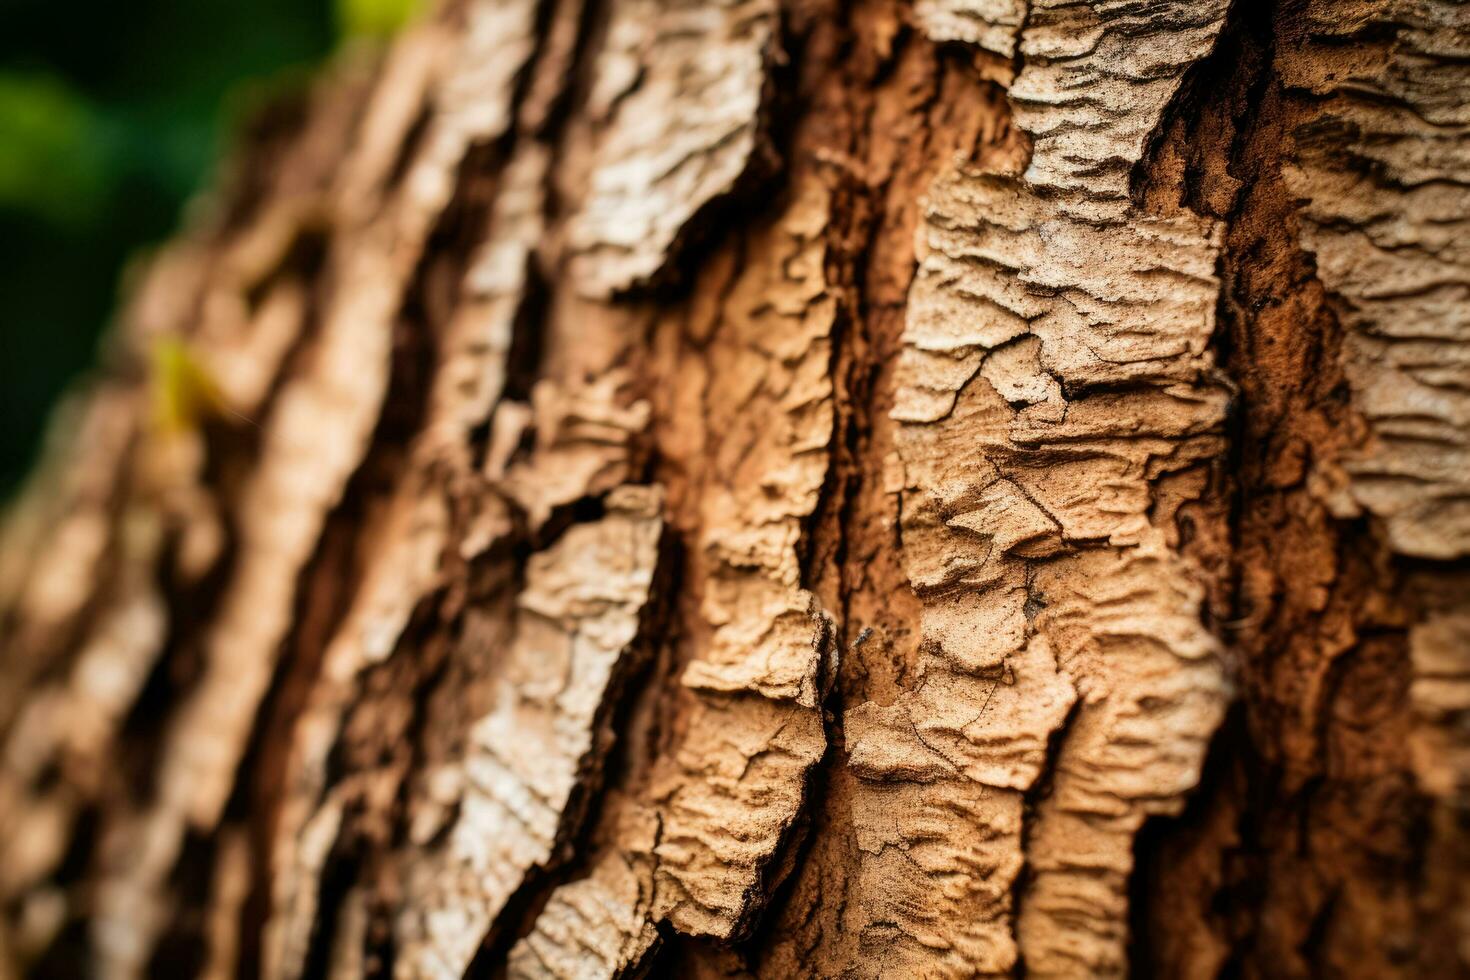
1,0,1466,977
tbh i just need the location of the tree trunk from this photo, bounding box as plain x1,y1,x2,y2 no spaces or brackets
1,0,1467,976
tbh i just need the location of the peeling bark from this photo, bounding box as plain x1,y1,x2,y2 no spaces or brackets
1,0,1467,977
844,4,1232,974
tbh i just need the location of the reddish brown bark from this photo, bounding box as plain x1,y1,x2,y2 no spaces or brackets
1,0,1466,977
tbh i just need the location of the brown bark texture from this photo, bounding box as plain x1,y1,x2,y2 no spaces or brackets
1,0,1467,977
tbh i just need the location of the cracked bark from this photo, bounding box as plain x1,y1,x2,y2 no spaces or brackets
1,0,1467,977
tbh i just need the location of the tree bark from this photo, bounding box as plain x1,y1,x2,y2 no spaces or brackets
1,0,1467,977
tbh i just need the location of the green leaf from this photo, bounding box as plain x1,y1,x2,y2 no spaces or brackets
0,73,112,225
336,0,420,39
150,337,226,435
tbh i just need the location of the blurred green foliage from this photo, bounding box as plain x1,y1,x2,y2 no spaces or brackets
0,0,345,495
0,74,110,226
339,0,422,38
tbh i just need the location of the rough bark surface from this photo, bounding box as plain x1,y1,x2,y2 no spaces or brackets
0,0,1466,978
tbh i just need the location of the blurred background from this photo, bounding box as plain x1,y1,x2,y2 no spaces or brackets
0,0,417,496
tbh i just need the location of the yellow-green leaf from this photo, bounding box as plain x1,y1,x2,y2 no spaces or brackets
150,337,225,435
337,0,421,39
